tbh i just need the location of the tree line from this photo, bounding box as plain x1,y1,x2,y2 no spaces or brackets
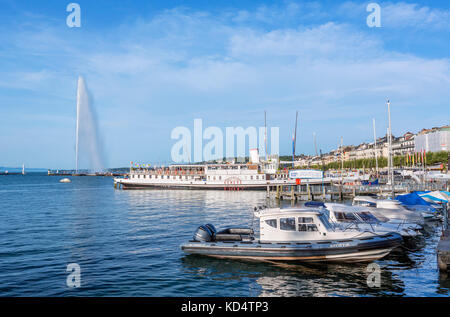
296,151,449,171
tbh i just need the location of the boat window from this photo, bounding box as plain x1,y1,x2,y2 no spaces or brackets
358,212,378,223
265,219,277,228
298,217,313,223
298,217,318,232
356,201,376,207
335,212,357,222
280,218,295,231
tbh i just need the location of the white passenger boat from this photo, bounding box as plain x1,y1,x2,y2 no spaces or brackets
113,163,309,190
325,203,422,238
181,208,402,263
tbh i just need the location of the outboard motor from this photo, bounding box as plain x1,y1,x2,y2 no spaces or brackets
204,223,217,235
193,224,215,242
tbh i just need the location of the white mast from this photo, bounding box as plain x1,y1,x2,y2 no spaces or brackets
75,76,81,174
387,99,394,198
264,110,268,161
340,136,344,184
373,118,379,178
292,111,298,167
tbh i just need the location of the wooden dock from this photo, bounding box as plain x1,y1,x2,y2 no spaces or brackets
266,182,445,202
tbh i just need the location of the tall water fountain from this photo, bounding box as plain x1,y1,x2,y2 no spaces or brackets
75,76,104,173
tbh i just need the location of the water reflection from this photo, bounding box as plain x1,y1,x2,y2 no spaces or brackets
181,254,407,296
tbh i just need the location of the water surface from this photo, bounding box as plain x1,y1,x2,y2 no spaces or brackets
0,174,448,296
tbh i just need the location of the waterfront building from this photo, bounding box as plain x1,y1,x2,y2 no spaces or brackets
415,127,450,153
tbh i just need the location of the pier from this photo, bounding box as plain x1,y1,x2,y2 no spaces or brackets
267,181,448,202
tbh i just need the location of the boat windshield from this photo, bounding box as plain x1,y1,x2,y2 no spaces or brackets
354,200,376,207
357,212,379,223
318,214,334,231
334,212,358,222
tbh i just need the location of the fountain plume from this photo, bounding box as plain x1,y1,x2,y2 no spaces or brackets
75,76,105,172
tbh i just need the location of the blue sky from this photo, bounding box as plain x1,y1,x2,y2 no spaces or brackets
0,0,449,169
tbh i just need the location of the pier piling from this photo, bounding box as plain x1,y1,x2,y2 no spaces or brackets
437,204,450,272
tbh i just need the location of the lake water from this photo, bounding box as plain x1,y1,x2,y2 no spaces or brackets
0,174,449,296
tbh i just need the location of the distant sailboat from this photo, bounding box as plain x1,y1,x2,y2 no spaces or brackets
22,163,25,175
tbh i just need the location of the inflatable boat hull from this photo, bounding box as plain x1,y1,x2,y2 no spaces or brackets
181,233,402,263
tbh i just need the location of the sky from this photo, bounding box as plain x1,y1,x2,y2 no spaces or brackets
0,0,449,169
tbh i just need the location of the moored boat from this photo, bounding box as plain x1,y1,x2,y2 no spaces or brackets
181,207,402,263
325,203,422,238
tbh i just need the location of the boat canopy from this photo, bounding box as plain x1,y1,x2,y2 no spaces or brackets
418,191,450,203
396,192,431,206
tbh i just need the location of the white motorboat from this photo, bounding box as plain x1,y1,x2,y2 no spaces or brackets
353,196,425,225
181,207,402,263
59,178,72,183
325,203,422,238
353,195,439,222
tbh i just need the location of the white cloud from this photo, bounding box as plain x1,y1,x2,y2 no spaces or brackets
382,2,450,29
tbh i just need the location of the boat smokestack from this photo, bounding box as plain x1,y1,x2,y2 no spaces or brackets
250,148,260,164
